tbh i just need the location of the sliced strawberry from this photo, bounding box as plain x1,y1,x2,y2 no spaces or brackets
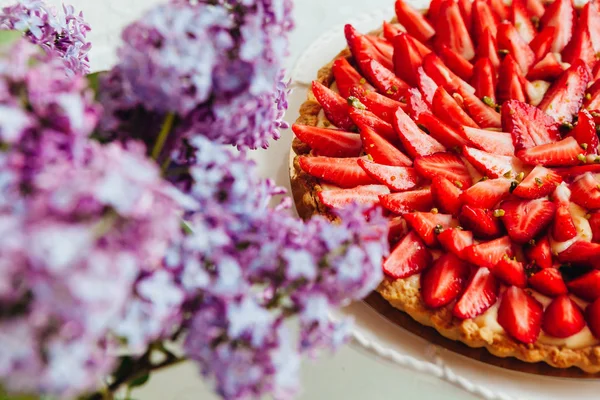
593,62,600,81
525,0,545,18
539,0,575,53
431,176,464,215
393,32,425,87
475,29,501,70
513,166,562,199
349,108,399,146
516,137,582,167
380,189,434,214
539,60,591,124
500,199,556,244
404,212,454,247
432,86,479,129
465,236,514,268
395,0,436,43
435,0,475,60
457,87,502,129
393,107,446,159
366,36,396,65
558,241,600,264
552,164,600,179
501,100,560,152
298,156,377,188
332,58,374,99
497,22,535,74
389,216,409,245
570,110,598,155
292,124,362,157
349,86,405,124
497,286,543,344
457,0,473,33
473,1,499,44
415,152,473,189
529,26,556,61
586,298,600,338
416,67,439,105
418,112,470,149
461,178,512,209
510,0,536,44
382,21,405,42
453,267,499,319
384,231,433,279
492,256,527,287
345,24,394,72
423,53,474,95
524,236,553,269
471,58,497,102
579,1,600,53
462,146,520,178
497,54,528,104
552,201,577,242
438,228,474,260
422,253,471,308
487,0,509,21
590,212,600,242
428,0,445,25
570,172,600,210
312,81,354,130
460,206,505,239
526,53,564,81
360,125,413,167
318,185,390,209
567,270,600,302
439,45,474,81
406,88,431,121
529,268,568,297
561,23,597,70
358,159,419,191
461,126,514,156
362,59,410,101
583,80,600,111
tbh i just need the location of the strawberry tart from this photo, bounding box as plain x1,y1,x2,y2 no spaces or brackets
291,0,600,373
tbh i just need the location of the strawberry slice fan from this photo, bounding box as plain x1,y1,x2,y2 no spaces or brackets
290,0,600,389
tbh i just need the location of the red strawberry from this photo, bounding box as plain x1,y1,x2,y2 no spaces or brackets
359,125,413,167
552,164,600,179
475,29,501,70
393,32,425,87
497,22,535,74
432,86,479,129
568,270,600,302
461,126,514,156
416,67,439,105
457,0,473,32
471,57,497,102
513,166,562,199
562,24,597,70
516,137,583,167
492,256,527,287
524,236,553,269
393,107,446,158
358,159,419,191
461,178,512,209
539,60,591,124
407,88,431,121
292,124,363,158
460,205,505,238
457,87,502,129
431,176,464,215
404,211,454,247
462,146,521,178
497,286,543,344
384,231,433,279
590,212,600,242
435,0,475,60
349,108,399,146
362,59,410,101
349,86,405,124
395,0,436,43
439,45,474,81
422,253,471,308
583,80,600,111
465,236,514,268
487,0,509,20
593,62,600,81
423,53,474,95
414,152,472,189
570,172,600,210
501,100,560,151
366,36,396,64
438,228,474,259
453,267,499,319
580,1,600,53
318,185,390,209
558,241,600,264
418,112,470,149
500,199,556,244
389,216,409,245
544,295,585,338
428,0,444,24
552,202,577,242
529,268,568,297
510,0,536,44
312,81,354,130
497,54,528,104
298,156,377,188
570,110,598,155
539,0,575,53
345,24,394,72
529,27,556,61
526,53,564,81
380,189,434,215
586,298,600,338
382,21,405,42
331,58,374,98
525,0,545,18
473,1,499,44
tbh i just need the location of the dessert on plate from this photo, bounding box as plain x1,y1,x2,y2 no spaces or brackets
290,0,600,373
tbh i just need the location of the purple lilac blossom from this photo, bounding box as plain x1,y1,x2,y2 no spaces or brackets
0,0,91,76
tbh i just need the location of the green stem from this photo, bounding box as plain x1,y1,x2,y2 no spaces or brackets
151,112,176,161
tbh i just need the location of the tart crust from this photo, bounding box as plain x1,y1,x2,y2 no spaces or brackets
289,45,600,375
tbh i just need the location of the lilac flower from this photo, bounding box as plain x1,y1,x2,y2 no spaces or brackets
0,0,92,76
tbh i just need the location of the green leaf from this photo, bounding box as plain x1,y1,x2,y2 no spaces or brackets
85,71,105,99
127,373,150,389
0,30,22,47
